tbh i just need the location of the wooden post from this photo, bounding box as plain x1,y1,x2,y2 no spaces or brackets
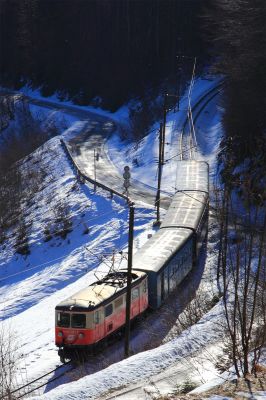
124,202,134,358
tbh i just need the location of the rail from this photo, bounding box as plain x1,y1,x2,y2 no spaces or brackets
0,81,223,400
180,81,224,160
0,361,73,400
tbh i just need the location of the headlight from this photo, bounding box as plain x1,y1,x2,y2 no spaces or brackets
58,331,63,337
78,333,84,339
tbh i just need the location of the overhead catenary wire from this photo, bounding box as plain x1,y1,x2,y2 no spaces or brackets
1,80,221,285
173,188,265,234
0,81,224,295
0,85,218,296
0,216,128,283
0,190,159,284
0,249,123,309
85,246,124,275
186,57,198,156
0,249,128,305
0,240,124,285
0,201,155,284
0,205,126,251
165,145,198,163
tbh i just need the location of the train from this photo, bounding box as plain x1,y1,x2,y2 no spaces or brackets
55,160,209,361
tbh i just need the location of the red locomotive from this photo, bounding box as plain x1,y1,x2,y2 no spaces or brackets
55,271,148,361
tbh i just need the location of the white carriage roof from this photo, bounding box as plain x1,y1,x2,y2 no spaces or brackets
56,271,146,310
174,160,209,193
161,191,208,231
132,228,193,273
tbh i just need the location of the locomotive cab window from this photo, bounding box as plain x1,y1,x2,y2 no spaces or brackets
105,303,113,317
71,313,86,328
57,312,70,327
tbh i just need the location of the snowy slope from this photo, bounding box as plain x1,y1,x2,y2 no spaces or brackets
0,76,224,399
0,102,156,390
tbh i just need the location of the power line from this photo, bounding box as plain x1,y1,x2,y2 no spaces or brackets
0,215,126,283
0,254,73,283
0,204,154,284
187,57,198,157
0,205,129,261
0,185,161,284
165,145,198,163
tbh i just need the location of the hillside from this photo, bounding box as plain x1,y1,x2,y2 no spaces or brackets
0,77,229,399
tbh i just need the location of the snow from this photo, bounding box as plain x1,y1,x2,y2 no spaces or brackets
0,104,156,389
107,77,223,195
0,137,129,320
0,76,227,399
2,84,130,122
191,349,266,397
30,301,224,399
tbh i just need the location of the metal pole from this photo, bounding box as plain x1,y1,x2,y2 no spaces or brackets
155,123,163,224
124,202,134,358
177,71,180,112
162,93,167,164
94,149,96,192
176,55,183,112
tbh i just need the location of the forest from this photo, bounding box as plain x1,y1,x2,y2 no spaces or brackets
205,0,266,199
0,0,265,182
0,0,206,110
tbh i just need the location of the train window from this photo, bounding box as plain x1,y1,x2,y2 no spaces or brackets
57,312,70,327
114,297,123,309
94,310,100,324
71,314,86,328
105,303,113,317
132,287,139,300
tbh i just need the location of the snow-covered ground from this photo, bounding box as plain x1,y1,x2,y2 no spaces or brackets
0,77,226,399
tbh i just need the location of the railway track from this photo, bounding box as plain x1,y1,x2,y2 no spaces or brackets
0,361,74,400
179,82,224,161
0,81,222,400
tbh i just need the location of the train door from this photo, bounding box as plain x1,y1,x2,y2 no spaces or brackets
94,309,104,342
161,270,165,302
131,286,140,318
104,303,114,336
164,266,169,299
141,278,148,311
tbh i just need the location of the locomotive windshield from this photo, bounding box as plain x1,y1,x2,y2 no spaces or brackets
57,312,70,327
71,313,86,328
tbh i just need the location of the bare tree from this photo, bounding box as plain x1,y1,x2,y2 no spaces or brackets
0,325,21,399
52,201,73,240
216,185,266,378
